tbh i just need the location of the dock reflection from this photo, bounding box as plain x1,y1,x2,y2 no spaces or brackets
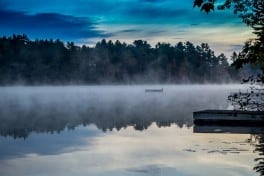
194,125,264,176
194,125,264,134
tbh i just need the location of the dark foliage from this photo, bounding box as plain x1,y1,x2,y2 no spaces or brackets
193,0,215,13
227,72,264,111
193,0,264,111
0,34,239,85
246,134,264,176
253,135,264,176
193,0,264,70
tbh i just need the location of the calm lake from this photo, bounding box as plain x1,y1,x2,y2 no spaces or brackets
0,85,262,176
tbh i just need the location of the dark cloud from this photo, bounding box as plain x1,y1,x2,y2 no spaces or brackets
0,8,111,40
176,30,187,33
126,6,187,19
138,0,165,2
119,29,142,33
112,29,165,37
148,30,165,34
0,0,9,7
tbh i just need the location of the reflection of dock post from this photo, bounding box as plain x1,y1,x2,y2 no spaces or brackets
193,109,264,134
193,125,264,134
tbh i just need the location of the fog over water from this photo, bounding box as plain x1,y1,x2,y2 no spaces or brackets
0,85,245,138
1,84,263,176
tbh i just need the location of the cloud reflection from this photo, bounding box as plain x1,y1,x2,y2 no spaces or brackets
0,124,256,176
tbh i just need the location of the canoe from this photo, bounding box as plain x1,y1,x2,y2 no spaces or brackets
145,88,163,92
193,110,264,125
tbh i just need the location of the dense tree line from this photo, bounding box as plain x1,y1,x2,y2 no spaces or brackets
0,34,239,85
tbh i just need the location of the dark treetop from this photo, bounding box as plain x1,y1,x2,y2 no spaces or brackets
0,34,239,85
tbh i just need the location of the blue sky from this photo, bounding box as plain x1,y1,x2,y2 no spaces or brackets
0,0,254,56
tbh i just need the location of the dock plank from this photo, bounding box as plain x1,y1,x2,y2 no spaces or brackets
193,110,264,125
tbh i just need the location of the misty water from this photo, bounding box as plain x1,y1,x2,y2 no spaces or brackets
0,85,262,176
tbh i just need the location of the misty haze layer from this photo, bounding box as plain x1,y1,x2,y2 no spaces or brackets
0,85,245,138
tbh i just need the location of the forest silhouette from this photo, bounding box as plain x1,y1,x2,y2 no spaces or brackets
0,34,241,85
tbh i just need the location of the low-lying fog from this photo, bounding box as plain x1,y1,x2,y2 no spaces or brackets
0,85,246,138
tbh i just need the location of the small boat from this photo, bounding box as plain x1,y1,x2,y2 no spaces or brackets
145,88,163,92
193,110,264,125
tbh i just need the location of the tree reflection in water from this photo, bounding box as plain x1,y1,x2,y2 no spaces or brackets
250,134,264,176
0,107,192,139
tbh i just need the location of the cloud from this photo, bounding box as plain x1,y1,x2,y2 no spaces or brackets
172,37,183,40
126,6,188,19
0,8,111,40
118,2,241,27
227,44,243,52
119,29,142,33
138,0,165,3
148,30,166,34
109,27,166,38
0,0,253,56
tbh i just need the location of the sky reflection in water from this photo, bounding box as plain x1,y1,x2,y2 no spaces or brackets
0,85,260,176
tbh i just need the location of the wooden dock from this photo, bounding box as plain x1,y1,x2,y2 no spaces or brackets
193,110,264,125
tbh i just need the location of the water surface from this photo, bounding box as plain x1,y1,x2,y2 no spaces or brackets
0,85,262,176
